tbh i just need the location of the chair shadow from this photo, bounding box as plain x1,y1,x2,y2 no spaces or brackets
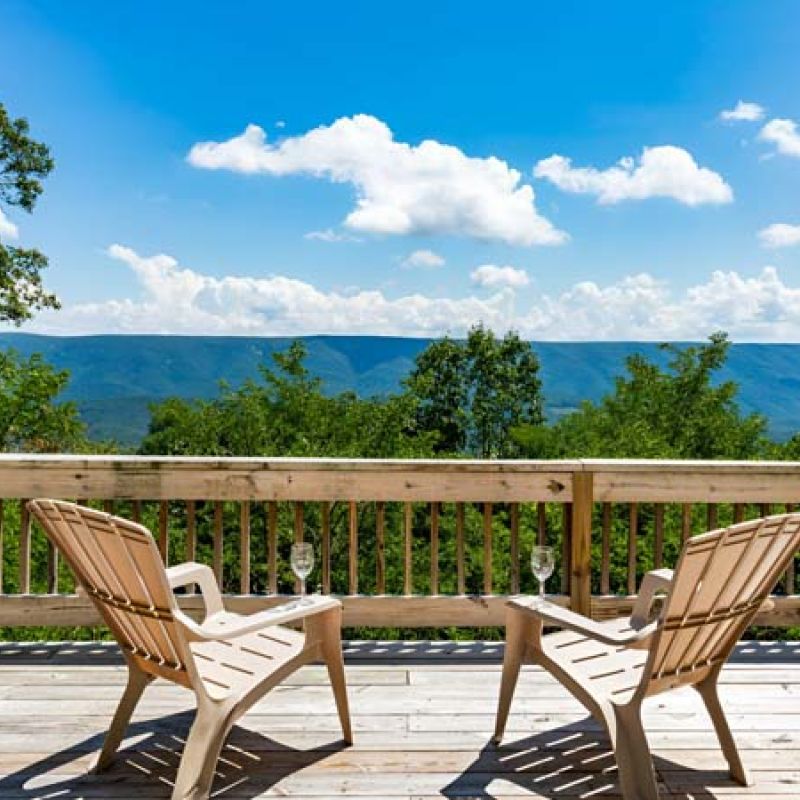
441,721,753,800
0,709,348,799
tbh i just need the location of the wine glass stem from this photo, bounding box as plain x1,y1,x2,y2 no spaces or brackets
539,580,545,598
300,578,306,599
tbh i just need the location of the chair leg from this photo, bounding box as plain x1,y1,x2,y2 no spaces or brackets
171,701,234,800
612,702,659,800
319,607,353,744
696,677,751,786
493,609,532,744
93,665,152,772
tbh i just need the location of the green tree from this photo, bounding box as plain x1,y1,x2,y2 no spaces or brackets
0,102,59,323
515,332,769,459
0,350,84,451
406,324,544,457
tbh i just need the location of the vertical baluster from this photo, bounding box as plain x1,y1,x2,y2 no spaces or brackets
600,502,612,595
213,501,224,588
131,500,142,524
455,502,465,595
375,501,385,594
654,503,664,570
537,502,547,546
786,503,796,595
0,499,4,593
707,503,718,531
430,502,439,595
103,500,114,514
483,503,493,595
681,503,692,544
321,501,331,595
404,502,413,596
267,501,278,594
185,501,197,594
158,501,169,564
186,501,197,562
348,501,358,595
294,502,304,594
19,500,31,594
561,504,571,595
240,501,251,595
570,473,593,617
760,503,772,518
628,502,638,595
733,503,745,524
47,533,58,594
510,502,520,595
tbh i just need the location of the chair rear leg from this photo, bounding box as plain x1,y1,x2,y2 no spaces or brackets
93,665,153,772
493,609,532,744
319,607,353,744
612,701,659,800
696,677,751,786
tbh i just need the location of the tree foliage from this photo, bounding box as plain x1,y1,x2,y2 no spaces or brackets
0,102,59,324
405,324,544,457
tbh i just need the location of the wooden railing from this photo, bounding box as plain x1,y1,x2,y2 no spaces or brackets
0,456,798,628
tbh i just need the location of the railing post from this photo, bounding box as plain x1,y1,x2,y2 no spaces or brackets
570,470,593,617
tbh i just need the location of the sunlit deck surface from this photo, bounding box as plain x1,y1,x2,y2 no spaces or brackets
0,640,798,799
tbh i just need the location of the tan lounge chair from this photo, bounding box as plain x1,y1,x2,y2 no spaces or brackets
27,499,352,800
494,513,800,800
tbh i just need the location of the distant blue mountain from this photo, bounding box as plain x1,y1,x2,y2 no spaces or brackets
2,333,799,446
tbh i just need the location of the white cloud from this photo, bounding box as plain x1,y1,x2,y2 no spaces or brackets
759,118,800,158
471,264,530,289
24,245,800,343
401,249,445,269
759,223,800,249
275,120,286,129
304,228,361,243
0,209,19,239
719,101,765,122
534,145,733,206
188,114,566,246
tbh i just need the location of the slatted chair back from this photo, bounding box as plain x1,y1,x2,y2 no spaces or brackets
28,499,192,684
647,513,800,689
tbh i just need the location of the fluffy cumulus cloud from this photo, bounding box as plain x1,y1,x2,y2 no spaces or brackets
719,100,765,122
26,245,800,343
759,118,800,157
534,146,733,206
401,249,445,269
0,208,19,239
471,264,530,289
188,115,566,246
759,223,800,249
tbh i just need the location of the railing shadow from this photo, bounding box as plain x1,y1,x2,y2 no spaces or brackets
0,709,347,799
441,723,755,799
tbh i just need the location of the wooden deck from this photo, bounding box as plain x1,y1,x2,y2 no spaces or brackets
0,640,797,799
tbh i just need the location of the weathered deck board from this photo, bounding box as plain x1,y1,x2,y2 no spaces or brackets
0,641,797,799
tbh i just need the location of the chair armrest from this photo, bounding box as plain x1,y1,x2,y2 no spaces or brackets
631,568,674,629
179,595,341,642
166,562,224,617
509,597,657,647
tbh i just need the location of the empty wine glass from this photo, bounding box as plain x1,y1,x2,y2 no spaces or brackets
531,545,555,601
291,542,314,604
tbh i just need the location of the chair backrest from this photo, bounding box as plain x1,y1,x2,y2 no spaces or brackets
648,513,800,688
28,499,191,680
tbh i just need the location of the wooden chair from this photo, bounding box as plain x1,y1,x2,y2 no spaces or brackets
27,499,352,800
494,513,800,800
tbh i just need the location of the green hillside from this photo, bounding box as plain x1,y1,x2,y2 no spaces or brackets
2,333,799,446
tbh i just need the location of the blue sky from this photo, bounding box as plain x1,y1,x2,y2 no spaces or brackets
2,0,800,339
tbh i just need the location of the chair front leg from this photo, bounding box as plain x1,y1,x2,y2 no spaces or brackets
612,701,660,800
309,606,352,744
172,698,236,800
93,664,153,772
493,608,535,744
695,674,751,786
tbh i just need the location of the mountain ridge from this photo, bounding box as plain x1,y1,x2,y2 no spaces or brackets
3,333,798,446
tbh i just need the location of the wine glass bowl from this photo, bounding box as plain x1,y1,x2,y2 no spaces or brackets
531,545,555,600
291,542,314,604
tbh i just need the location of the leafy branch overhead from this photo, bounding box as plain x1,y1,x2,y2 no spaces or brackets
0,102,59,323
